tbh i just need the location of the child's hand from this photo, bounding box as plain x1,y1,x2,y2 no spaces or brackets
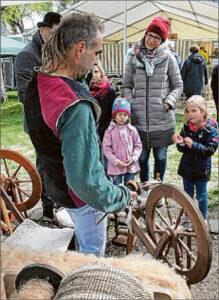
117,161,126,168
172,133,184,144
184,137,193,148
117,159,133,168
125,158,133,166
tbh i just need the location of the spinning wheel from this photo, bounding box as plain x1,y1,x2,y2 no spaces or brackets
1,149,42,212
145,184,212,285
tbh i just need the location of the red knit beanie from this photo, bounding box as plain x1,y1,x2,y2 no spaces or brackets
146,17,170,42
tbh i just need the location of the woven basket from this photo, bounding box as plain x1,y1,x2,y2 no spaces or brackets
54,263,154,300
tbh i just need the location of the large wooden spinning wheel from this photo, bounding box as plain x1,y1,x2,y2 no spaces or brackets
1,149,42,212
145,184,212,285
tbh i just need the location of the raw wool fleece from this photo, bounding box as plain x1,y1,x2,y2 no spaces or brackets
2,243,191,299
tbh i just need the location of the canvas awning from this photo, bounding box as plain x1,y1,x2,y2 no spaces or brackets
1,36,26,56
64,0,218,42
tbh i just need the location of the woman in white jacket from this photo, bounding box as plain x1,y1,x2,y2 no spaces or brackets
122,16,183,184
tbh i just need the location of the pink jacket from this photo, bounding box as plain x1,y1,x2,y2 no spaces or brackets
103,121,142,175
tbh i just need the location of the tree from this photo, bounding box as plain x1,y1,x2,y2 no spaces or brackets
55,0,80,12
1,2,53,34
1,1,81,34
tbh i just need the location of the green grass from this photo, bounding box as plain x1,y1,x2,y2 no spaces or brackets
1,91,35,160
1,91,218,209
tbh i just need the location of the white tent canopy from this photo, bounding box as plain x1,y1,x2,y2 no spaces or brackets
1,1,218,41
65,0,218,42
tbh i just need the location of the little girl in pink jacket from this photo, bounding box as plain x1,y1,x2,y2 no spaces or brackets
103,97,142,185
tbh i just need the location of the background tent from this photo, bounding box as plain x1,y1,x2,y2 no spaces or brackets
62,0,218,75
1,36,26,56
64,0,218,42
1,36,27,90
1,1,218,79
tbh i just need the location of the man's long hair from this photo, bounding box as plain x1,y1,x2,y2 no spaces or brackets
40,12,104,73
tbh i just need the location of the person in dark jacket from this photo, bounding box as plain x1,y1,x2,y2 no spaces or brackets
90,61,116,142
181,45,208,100
172,95,218,224
15,12,61,220
211,63,218,121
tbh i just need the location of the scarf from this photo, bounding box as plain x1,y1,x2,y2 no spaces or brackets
90,77,111,100
189,119,207,132
133,41,170,77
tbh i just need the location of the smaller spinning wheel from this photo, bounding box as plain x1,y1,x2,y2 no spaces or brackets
1,149,42,212
145,184,212,285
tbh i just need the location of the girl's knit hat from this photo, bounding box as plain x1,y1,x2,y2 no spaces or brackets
112,97,131,116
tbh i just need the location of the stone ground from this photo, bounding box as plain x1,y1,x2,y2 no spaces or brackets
104,205,218,300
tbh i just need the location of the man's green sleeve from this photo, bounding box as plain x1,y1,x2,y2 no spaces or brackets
58,101,130,212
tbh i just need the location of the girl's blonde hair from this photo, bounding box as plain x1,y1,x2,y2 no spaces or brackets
184,95,208,122
93,61,106,80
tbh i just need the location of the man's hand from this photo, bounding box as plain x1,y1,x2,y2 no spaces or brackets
184,137,193,148
172,133,184,144
130,191,137,200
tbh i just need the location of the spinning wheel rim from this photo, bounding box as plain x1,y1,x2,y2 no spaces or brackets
145,183,212,285
1,149,42,212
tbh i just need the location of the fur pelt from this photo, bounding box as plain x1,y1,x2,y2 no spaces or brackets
1,242,191,299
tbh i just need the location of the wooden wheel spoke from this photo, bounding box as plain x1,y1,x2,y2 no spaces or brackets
187,236,192,269
13,184,31,198
177,231,196,237
174,208,184,229
15,181,26,204
155,208,170,227
164,241,172,256
164,197,174,225
146,183,212,285
11,164,22,179
174,242,184,269
178,237,196,262
3,159,10,177
14,179,32,184
153,231,171,258
154,229,165,234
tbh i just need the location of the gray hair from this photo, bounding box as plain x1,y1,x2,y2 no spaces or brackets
41,12,104,73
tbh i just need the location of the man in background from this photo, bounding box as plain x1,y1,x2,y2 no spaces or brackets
15,12,61,221
181,45,208,100
211,63,218,121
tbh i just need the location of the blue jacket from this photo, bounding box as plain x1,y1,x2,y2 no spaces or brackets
177,118,218,180
181,53,208,95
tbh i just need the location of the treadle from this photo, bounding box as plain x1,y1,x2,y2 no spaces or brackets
112,234,137,246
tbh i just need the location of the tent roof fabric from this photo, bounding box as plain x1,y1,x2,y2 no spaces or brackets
65,0,218,42
1,36,26,55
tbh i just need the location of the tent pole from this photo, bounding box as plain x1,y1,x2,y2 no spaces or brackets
123,0,127,74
